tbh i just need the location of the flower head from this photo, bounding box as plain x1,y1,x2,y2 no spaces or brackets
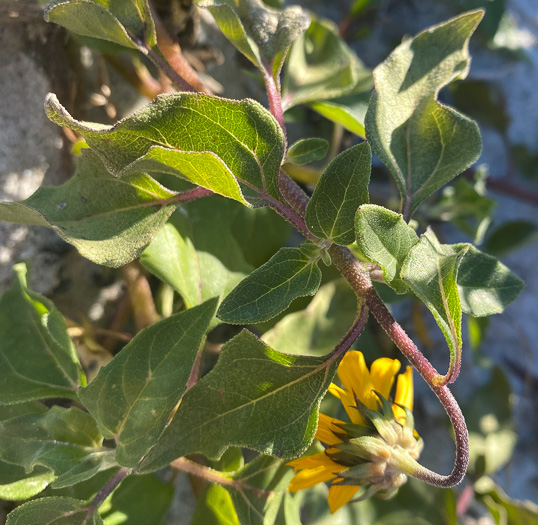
288,351,422,513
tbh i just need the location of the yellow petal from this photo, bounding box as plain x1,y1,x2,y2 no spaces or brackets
393,366,414,422
370,357,401,400
288,465,338,492
328,482,360,513
328,383,365,425
337,351,377,410
316,413,346,446
287,451,339,472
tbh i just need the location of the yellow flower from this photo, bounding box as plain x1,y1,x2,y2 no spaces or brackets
288,351,422,513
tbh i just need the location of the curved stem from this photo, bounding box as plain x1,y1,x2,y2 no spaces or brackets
84,467,131,524
327,303,369,365
171,457,272,498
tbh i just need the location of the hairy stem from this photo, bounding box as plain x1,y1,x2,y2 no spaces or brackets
142,44,196,92
171,457,272,498
263,69,287,146
84,467,131,523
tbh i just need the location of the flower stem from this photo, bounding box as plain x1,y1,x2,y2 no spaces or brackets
171,457,272,498
263,68,287,147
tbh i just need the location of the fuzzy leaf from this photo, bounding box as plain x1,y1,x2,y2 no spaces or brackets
0,264,84,403
141,198,253,313
78,299,217,467
401,229,465,372
366,11,483,216
0,151,179,268
355,204,419,294
6,497,103,525
456,245,524,316
199,0,310,81
217,246,322,324
0,405,111,483
306,143,371,245
0,462,56,501
287,138,329,165
45,93,285,206
282,17,369,108
45,0,156,49
139,330,342,471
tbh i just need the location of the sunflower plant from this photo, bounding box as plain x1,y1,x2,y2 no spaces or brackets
0,0,527,524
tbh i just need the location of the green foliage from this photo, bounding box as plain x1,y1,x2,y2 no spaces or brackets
78,300,217,467
138,330,342,471
218,245,323,324
0,2,530,523
366,11,483,216
0,264,85,403
0,151,179,267
45,93,285,206
306,143,371,245
6,497,103,524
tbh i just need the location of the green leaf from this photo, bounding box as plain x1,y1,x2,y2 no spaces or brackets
306,143,371,245
217,245,322,324
282,17,369,108
45,0,156,50
45,92,285,206
0,405,110,482
192,484,240,525
474,477,538,525
0,264,84,403
0,151,179,268
199,0,310,81
0,462,56,501
141,198,254,313
484,220,538,258
287,138,329,165
355,204,419,294
6,497,103,525
401,229,464,374
456,246,524,316
425,168,496,245
465,368,516,476
139,329,342,472
365,11,483,216
263,279,358,356
309,76,373,138
227,455,293,525
78,299,217,467
99,474,174,525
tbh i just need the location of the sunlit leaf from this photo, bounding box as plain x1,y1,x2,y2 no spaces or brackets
78,299,217,467
355,204,419,294
306,143,371,245
0,151,179,268
0,264,84,403
192,484,240,525
282,17,369,108
139,329,343,471
218,245,322,324
6,497,103,525
45,93,285,206
0,461,56,501
366,11,483,216
45,0,156,50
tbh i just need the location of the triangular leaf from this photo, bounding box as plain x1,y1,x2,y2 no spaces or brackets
45,93,285,206
355,204,419,294
78,299,217,467
401,229,465,377
45,0,156,50
0,264,84,403
217,246,322,324
366,11,484,216
138,329,343,471
0,151,179,268
6,496,103,525
306,143,371,245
